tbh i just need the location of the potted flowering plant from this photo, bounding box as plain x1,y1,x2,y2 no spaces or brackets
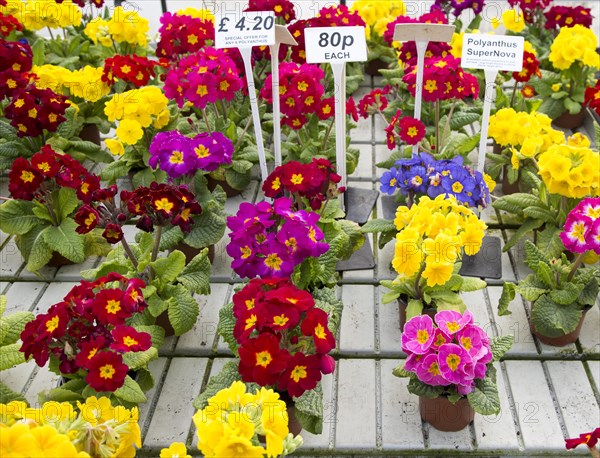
19,274,161,406
0,296,34,403
499,199,600,346
0,146,110,272
78,181,212,336
195,278,342,435
394,311,513,431
0,396,142,457
565,428,600,457
378,194,488,328
194,381,303,458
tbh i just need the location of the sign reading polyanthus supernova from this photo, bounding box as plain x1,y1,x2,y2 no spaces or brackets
215,11,275,48
461,34,524,72
305,26,368,63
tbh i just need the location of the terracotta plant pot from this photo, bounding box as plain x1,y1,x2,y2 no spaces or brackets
398,296,436,331
553,110,585,130
172,242,215,264
207,176,243,198
78,124,101,146
529,307,589,347
364,58,388,76
48,251,76,268
419,396,475,432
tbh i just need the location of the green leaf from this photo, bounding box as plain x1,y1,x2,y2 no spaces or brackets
0,200,38,235
524,240,548,271
0,296,5,316
467,373,500,415
193,361,242,410
449,112,481,130
537,96,566,119
55,187,79,221
158,226,184,251
83,231,111,258
114,375,147,404
38,386,84,404
536,261,554,288
497,282,516,316
133,325,165,350
184,211,227,249
536,225,563,259
490,335,513,361
361,218,397,232
0,119,19,142
0,382,26,404
460,277,487,292
0,343,27,371
43,218,85,263
392,364,412,378
100,160,130,183
594,122,600,148
406,377,444,399
516,278,547,302
522,206,555,223
217,303,237,354
293,382,323,435
177,249,211,295
406,299,423,320
0,311,34,347
531,294,583,337
549,282,585,305
579,279,599,306
22,228,54,273
122,347,158,371
503,219,544,252
165,284,199,335
151,250,186,283
32,203,54,223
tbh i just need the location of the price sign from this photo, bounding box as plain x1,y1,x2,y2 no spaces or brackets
305,26,367,63
461,34,524,72
215,11,275,49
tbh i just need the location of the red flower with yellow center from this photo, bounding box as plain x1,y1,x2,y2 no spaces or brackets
92,288,129,325
278,352,322,397
86,351,129,392
110,325,152,353
238,333,291,386
75,336,107,369
565,428,600,450
301,308,336,353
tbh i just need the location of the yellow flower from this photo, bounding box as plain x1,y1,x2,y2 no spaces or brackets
177,7,214,21
0,422,44,457
567,133,591,148
484,174,496,193
551,83,561,92
77,396,114,426
422,260,454,287
523,40,536,56
105,138,125,156
450,32,464,59
501,9,526,33
16,0,82,31
392,228,423,277
116,119,143,145
549,24,600,70
160,442,191,458
154,109,171,129
30,425,83,457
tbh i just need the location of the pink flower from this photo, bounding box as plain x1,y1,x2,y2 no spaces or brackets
588,219,600,255
434,310,473,335
560,214,593,253
456,325,486,360
414,353,448,386
456,381,475,395
403,352,424,372
431,328,451,349
438,343,473,385
402,315,435,355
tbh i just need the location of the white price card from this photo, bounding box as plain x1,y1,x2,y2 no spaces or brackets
215,11,275,49
461,34,524,72
305,26,367,64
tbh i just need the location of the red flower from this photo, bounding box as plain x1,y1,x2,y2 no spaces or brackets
238,333,291,386
282,114,307,130
77,174,100,204
357,88,389,118
264,303,300,331
317,97,334,120
150,190,180,217
246,0,296,23
565,428,600,450
277,352,322,397
301,308,336,354
31,148,60,178
102,55,159,88
265,286,315,312
74,336,107,369
0,12,22,36
75,205,100,234
397,117,426,146
232,280,265,318
234,308,262,343
521,85,536,99
8,157,43,200
584,82,600,115
102,224,124,244
86,351,129,392
263,168,284,198
110,325,152,353
281,161,311,193
92,288,128,325
346,97,359,122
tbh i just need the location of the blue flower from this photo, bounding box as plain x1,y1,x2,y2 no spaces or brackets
405,165,428,194
380,167,401,195
441,166,476,205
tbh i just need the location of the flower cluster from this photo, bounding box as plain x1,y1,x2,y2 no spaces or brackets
537,144,600,198
149,130,234,177
102,55,160,88
226,198,329,278
544,5,593,29
383,9,447,46
565,428,600,451
507,0,551,22
350,0,405,37
164,47,243,109
433,0,484,16
549,24,600,71
8,145,98,201
0,38,31,98
262,159,344,210
493,9,526,33
357,87,390,118
75,182,202,241
584,81,600,116
380,153,491,208
156,9,215,59
233,278,336,397
20,274,151,392
384,110,426,148
560,198,600,254
402,311,492,395
84,6,149,47
104,86,170,146
403,55,479,103
392,195,487,286
512,50,540,83
0,11,21,36
1,397,141,457
245,0,296,23
260,62,331,129
33,64,111,102
488,108,564,150
193,381,302,458
8,0,82,31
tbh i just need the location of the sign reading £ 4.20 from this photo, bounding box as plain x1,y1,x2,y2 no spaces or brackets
461,34,524,72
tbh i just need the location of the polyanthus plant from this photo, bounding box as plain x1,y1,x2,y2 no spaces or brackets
394,311,514,416
194,381,303,458
0,146,111,273
20,274,161,406
78,181,212,336
0,396,142,457
379,194,488,319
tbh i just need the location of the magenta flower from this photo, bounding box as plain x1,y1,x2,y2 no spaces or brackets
456,381,475,395
431,328,451,349
257,241,295,277
415,353,448,386
435,310,473,335
403,352,424,372
560,214,593,253
456,325,486,360
191,132,234,172
573,197,600,220
438,343,473,385
589,219,600,254
402,315,435,355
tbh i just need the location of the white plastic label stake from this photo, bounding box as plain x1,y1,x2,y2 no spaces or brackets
270,25,297,167
215,11,275,49
331,62,347,193
461,34,524,173
305,26,368,64
393,23,455,155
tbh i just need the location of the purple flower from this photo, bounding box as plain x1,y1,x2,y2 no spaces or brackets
191,132,233,172
414,353,448,386
404,165,428,194
149,131,197,178
435,310,473,335
441,165,476,204
402,315,435,355
438,343,473,385
257,240,295,277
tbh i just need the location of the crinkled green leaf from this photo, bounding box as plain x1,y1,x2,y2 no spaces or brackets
0,382,26,404
165,284,199,336
151,250,186,283
122,347,158,371
114,375,147,404
0,200,38,235
55,187,79,221
549,282,585,305
42,218,85,263
497,282,516,316
490,335,513,361
0,311,34,347
177,248,211,295
293,382,323,435
0,343,27,371
467,370,501,415
531,294,583,337
217,302,237,354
